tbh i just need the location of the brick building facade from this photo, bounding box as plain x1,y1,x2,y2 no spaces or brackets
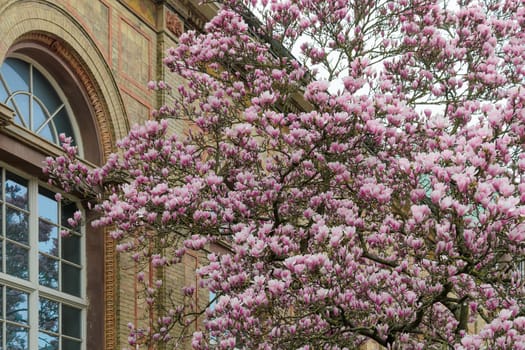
0,0,214,349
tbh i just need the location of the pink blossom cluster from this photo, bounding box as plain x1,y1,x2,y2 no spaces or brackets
457,308,525,350
45,0,525,349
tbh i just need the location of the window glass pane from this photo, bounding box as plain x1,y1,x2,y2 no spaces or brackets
32,68,61,113
62,234,80,264
0,58,78,147
0,79,8,102
39,221,58,256
61,263,80,297
53,108,74,145
5,173,28,210
61,305,80,338
6,288,28,324
12,94,29,125
0,209,3,273
62,338,81,350
61,202,78,230
39,332,58,350
1,58,29,93
6,207,29,244
7,99,25,126
210,291,217,311
0,285,3,318
39,298,58,333
38,188,58,224
39,255,58,289
6,242,28,279
39,124,55,143
33,99,48,134
6,324,28,350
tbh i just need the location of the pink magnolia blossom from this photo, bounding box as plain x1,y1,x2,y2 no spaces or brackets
45,0,525,349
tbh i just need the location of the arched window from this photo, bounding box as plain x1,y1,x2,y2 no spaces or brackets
0,57,81,152
0,56,85,349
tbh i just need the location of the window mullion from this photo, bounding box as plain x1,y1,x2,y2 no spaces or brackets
28,283,39,348
35,102,64,135
1,288,3,350
28,177,39,349
3,56,82,152
1,167,4,276
29,64,33,131
81,212,86,350
0,74,26,128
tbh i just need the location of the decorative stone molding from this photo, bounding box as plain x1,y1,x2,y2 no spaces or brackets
0,103,14,128
166,9,184,38
104,234,117,350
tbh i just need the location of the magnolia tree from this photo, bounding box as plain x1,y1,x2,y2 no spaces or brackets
45,0,525,349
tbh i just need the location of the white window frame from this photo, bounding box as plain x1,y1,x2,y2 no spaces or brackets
0,54,84,158
0,163,86,350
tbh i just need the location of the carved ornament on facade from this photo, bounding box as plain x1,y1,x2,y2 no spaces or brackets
166,10,184,38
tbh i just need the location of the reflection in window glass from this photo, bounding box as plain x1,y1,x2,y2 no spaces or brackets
39,298,59,333
6,207,29,244
5,172,28,210
39,255,59,289
0,167,84,349
6,325,29,350
38,188,58,224
39,332,58,350
39,221,58,256
5,241,28,279
6,288,28,324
